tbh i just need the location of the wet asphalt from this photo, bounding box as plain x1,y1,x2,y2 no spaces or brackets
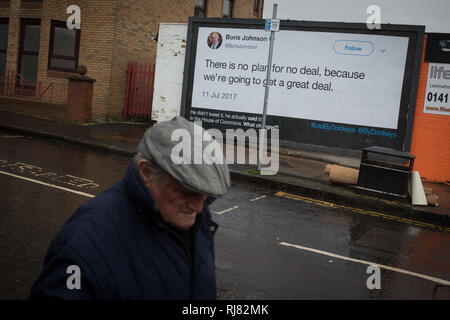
0,130,449,300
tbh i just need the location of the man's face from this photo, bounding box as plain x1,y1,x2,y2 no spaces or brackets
211,33,219,44
146,175,207,230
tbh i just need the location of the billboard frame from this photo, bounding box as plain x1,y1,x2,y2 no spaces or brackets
180,17,424,153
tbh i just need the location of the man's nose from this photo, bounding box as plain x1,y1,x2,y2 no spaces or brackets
187,194,207,213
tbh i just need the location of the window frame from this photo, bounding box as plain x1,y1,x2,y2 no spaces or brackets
194,0,206,17
18,18,41,87
20,0,43,9
223,0,234,18
47,20,81,73
253,0,259,13
0,18,8,54
0,18,9,84
0,0,11,9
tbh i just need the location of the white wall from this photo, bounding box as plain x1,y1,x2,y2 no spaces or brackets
263,0,450,33
152,23,188,123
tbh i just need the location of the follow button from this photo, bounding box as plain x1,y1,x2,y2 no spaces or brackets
333,40,374,56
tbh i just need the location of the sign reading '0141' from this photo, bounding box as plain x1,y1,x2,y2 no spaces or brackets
424,63,450,116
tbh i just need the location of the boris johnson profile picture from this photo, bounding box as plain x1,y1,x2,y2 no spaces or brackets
208,32,223,49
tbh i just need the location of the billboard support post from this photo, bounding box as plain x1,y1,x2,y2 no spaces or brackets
258,3,278,172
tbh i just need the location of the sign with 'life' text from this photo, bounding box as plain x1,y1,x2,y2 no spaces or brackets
423,63,450,116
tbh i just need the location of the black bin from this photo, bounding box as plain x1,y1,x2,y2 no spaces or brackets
356,146,415,199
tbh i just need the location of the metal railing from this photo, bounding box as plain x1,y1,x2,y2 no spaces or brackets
0,69,68,103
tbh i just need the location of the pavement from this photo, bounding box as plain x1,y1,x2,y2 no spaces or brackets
0,110,448,228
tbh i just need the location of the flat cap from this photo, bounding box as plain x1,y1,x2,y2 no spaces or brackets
138,116,230,197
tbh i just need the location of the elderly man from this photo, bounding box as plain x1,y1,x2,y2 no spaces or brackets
29,117,230,299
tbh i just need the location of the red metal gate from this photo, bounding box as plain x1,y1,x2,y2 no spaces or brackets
0,69,67,103
124,62,155,120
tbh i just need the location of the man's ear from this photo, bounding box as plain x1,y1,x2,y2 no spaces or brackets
137,159,151,184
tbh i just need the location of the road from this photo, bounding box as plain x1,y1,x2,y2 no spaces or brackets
0,130,449,300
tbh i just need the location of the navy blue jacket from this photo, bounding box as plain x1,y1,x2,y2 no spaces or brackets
29,162,219,300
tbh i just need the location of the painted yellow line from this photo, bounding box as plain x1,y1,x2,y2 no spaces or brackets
275,191,450,233
280,241,450,286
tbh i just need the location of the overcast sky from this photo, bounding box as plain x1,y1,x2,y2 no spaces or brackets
263,0,450,33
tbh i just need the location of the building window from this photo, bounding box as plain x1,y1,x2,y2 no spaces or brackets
223,0,233,18
0,1,10,9
195,0,206,17
0,19,8,84
19,19,40,87
253,0,259,13
21,0,43,9
48,20,80,73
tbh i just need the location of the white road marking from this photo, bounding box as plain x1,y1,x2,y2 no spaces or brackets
2,135,24,138
0,159,100,189
250,195,267,202
280,241,450,286
3,167,449,287
0,170,95,198
212,206,239,215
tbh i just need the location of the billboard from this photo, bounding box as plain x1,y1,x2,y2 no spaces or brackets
181,18,424,151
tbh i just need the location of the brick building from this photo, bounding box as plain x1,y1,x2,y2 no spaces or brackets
0,0,263,122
